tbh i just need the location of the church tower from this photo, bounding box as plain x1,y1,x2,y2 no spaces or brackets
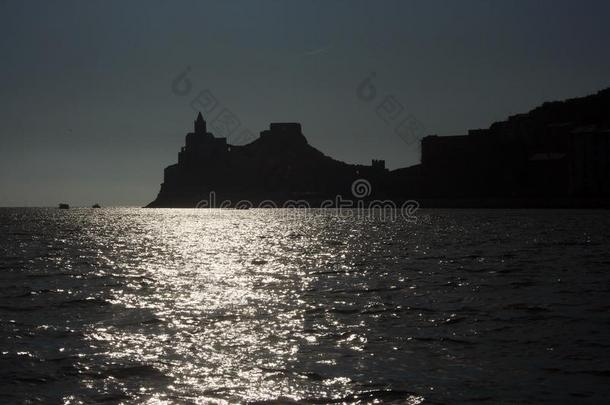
194,112,206,134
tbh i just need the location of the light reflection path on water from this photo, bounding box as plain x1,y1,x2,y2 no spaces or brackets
82,209,407,403
3,208,610,404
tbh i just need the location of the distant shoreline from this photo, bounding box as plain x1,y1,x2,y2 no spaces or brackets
1,202,609,209
145,197,610,209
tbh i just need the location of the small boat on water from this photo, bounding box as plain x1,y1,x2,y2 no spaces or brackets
92,203,101,208
58,203,70,209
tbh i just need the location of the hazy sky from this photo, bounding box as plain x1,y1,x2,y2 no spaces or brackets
1,0,609,206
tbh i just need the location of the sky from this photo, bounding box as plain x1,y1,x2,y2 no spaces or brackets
1,0,609,206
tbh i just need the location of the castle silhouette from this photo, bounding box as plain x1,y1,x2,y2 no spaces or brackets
147,89,610,208
147,113,389,207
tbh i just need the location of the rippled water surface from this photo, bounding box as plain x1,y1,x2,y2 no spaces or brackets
1,208,610,404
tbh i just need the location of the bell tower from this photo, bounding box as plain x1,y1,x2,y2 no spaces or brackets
194,112,206,134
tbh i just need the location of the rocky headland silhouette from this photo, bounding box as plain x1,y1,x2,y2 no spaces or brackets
147,89,610,208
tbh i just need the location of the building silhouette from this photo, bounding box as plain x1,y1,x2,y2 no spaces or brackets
148,117,388,207
148,88,610,208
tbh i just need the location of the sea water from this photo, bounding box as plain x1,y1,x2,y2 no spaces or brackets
1,208,609,403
